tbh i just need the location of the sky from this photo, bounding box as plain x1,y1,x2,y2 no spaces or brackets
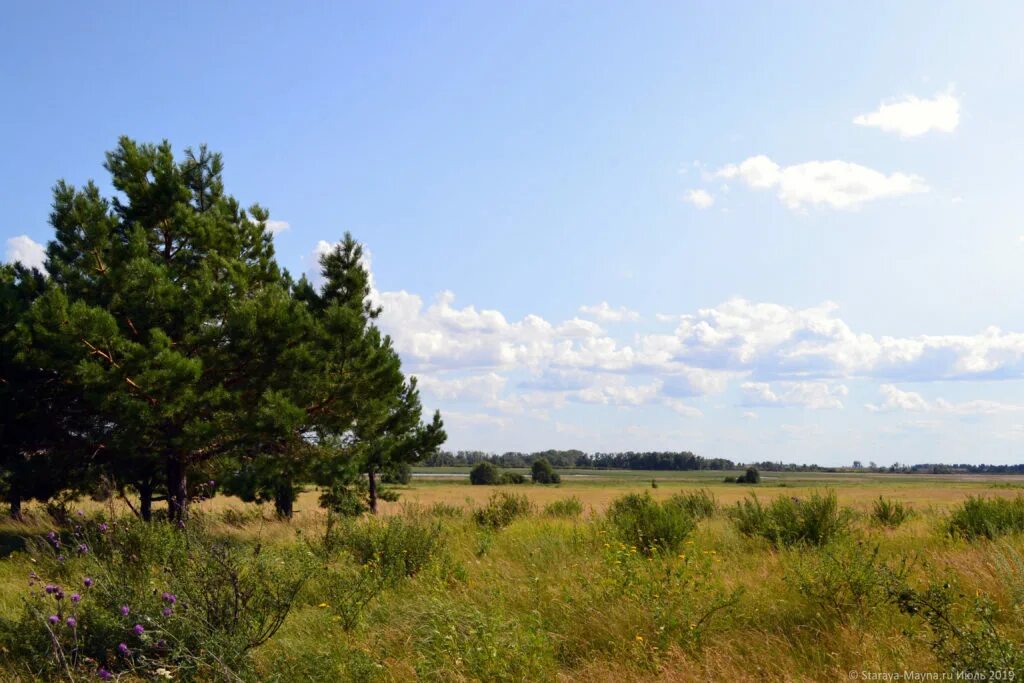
3,2,1024,466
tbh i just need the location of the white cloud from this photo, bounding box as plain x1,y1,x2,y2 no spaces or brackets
579,302,640,322
854,90,960,138
741,381,848,410
683,189,714,209
265,220,290,235
416,372,507,402
867,384,1024,415
715,155,928,210
4,235,46,271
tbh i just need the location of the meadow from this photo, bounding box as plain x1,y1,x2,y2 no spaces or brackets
2,469,1023,681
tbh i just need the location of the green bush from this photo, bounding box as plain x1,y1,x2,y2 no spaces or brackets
339,515,441,581
787,542,910,626
871,496,913,528
469,461,500,485
667,489,718,520
731,491,851,547
473,492,533,529
606,492,695,555
1,516,314,680
543,497,584,518
499,472,527,485
733,467,760,484
531,458,561,484
381,462,413,485
947,495,1024,540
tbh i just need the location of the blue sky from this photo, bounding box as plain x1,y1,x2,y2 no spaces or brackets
4,2,1024,465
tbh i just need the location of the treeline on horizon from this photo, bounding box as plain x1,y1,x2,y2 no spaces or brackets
421,450,1024,475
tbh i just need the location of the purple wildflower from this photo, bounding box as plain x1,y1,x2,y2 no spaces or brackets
98,668,113,680
71,593,82,603
208,480,215,487
98,523,109,533
133,623,144,636
162,607,173,617
44,584,57,594
76,509,85,517
77,543,89,554
84,577,94,588
48,615,59,625
161,592,177,604
120,604,130,616
54,589,64,601
57,555,65,562
66,617,77,628
117,642,129,656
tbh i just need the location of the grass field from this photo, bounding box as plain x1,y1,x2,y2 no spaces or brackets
2,470,1023,681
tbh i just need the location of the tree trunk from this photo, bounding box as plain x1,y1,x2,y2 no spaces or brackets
368,468,378,514
166,457,188,524
139,481,153,522
9,491,22,521
274,480,294,520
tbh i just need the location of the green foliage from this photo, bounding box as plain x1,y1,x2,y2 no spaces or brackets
871,496,913,528
731,491,851,547
473,492,533,529
947,495,1024,540
531,458,561,484
606,492,695,555
543,497,584,518
338,515,442,581
470,461,500,485
0,516,314,680
499,472,527,485
786,542,912,626
890,578,1024,674
413,598,556,682
666,489,718,520
732,467,761,484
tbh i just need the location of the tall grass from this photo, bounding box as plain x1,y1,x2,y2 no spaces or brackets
947,495,1024,539
606,492,695,555
731,490,851,547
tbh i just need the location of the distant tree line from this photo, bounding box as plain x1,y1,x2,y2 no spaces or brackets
421,451,1024,475
1,138,445,522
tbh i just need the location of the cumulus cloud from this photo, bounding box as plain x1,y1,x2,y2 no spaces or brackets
265,220,290,235
715,155,928,210
866,384,1024,415
683,189,714,209
4,235,46,271
854,90,960,138
579,302,640,323
741,381,849,410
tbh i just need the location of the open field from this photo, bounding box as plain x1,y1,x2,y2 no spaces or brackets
2,472,1024,681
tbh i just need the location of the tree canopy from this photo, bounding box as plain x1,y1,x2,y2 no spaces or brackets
0,137,444,521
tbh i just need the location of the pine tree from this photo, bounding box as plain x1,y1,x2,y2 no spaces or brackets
38,138,283,522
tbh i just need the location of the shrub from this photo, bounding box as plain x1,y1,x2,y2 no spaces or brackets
336,514,441,581
469,461,500,485
734,467,760,484
947,495,1024,540
667,489,718,520
426,502,464,518
2,516,314,680
473,492,532,529
382,462,413,485
723,476,736,483
606,492,695,555
871,496,913,528
543,497,584,518
731,491,851,547
499,472,527,485
787,542,911,627
531,458,561,484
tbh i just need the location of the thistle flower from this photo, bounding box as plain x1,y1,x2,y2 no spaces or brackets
98,523,109,533
71,593,82,603
133,623,144,636
162,607,173,617
44,584,57,594
118,642,129,656
66,617,77,628
84,577,94,588
120,605,130,616
78,543,89,554
98,668,113,680
55,589,65,600
48,615,59,624
57,555,65,562
161,592,177,604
